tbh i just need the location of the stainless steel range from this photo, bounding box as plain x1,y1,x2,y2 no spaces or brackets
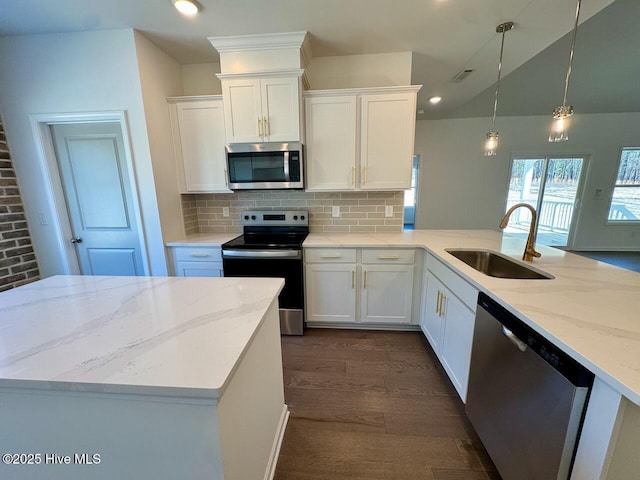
221,210,309,335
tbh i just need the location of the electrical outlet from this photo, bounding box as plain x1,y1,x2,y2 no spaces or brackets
332,206,340,218
385,206,394,217
222,207,229,218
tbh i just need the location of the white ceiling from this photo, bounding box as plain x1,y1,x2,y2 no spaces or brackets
0,0,621,117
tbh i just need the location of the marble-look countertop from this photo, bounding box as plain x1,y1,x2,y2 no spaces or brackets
165,232,240,247
0,275,283,399
304,230,640,404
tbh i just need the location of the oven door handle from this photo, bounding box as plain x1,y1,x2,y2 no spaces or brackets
222,249,301,259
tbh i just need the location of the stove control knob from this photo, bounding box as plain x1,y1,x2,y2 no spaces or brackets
244,215,249,220
251,215,256,220
293,215,298,220
301,215,306,220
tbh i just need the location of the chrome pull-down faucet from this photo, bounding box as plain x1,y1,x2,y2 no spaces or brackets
499,203,542,262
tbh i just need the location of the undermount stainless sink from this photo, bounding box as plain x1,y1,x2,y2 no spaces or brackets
445,249,554,280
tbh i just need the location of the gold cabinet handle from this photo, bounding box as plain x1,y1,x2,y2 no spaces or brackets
257,117,263,137
321,254,342,259
264,116,269,137
440,293,447,317
351,166,355,186
378,255,399,260
352,270,355,289
363,270,367,289
436,291,442,316
361,166,367,185
189,253,210,258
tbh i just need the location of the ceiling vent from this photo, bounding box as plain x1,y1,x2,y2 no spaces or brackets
450,69,475,83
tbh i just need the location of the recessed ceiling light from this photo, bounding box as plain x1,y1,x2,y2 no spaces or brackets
429,96,442,105
174,0,200,15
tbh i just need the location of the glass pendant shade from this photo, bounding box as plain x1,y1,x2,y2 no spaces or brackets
484,132,499,156
549,105,574,142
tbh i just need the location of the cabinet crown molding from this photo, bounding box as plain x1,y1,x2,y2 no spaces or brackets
304,85,422,97
216,69,304,81
166,95,222,103
208,31,309,54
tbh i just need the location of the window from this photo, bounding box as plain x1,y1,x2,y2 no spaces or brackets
403,155,419,229
608,148,640,222
505,156,585,247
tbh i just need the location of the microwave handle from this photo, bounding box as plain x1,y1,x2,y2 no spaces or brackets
283,151,290,182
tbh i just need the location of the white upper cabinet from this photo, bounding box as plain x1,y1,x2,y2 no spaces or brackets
168,96,231,193
304,86,420,191
304,95,357,190
360,92,416,190
220,74,302,144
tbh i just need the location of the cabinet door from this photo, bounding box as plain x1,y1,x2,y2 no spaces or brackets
440,291,475,402
305,263,357,323
261,76,300,142
222,78,262,143
360,264,414,324
360,92,416,190
304,95,357,191
421,272,446,353
175,261,223,277
172,99,230,193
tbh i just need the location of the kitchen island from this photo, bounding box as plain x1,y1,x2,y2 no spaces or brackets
0,275,287,480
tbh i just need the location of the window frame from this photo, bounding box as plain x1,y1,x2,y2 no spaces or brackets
607,146,640,224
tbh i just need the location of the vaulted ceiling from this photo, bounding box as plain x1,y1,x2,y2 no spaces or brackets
1,0,633,119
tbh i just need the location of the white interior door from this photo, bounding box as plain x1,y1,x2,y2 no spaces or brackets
51,122,144,276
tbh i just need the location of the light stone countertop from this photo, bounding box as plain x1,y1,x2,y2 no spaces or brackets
165,232,240,247
0,275,283,399
304,230,640,404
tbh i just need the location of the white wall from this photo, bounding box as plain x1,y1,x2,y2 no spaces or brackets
414,113,640,250
182,63,222,95
133,31,185,243
305,52,412,89
0,29,169,276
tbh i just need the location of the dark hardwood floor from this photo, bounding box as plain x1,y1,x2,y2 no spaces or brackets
275,328,500,480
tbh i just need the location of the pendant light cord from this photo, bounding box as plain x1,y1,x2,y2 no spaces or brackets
491,26,510,131
562,0,582,107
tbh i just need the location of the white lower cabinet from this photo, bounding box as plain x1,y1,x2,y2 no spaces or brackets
420,254,478,402
305,247,417,327
170,246,223,278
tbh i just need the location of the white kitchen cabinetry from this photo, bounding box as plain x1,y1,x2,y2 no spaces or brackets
220,74,302,144
167,96,231,193
420,253,478,402
304,248,357,323
360,249,414,324
170,246,223,277
304,86,420,191
305,247,418,327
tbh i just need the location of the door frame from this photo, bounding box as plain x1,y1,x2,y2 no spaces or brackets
29,111,150,275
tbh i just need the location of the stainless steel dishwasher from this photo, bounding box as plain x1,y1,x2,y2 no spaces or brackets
466,292,594,480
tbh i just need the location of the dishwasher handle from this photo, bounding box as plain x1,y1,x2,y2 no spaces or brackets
502,326,528,352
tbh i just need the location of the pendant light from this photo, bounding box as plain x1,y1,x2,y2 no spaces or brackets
484,22,514,156
549,0,582,142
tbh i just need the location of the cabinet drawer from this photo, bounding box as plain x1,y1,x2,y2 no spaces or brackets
361,249,415,264
173,247,222,262
305,248,357,263
426,253,478,311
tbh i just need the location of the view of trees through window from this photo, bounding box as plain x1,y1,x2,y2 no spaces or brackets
506,157,585,247
608,148,640,222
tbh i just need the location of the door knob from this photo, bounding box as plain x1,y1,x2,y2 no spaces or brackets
70,236,83,244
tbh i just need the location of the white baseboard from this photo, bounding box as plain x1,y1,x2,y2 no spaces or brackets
264,405,290,480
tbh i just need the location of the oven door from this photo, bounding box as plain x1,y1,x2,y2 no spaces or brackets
222,249,304,335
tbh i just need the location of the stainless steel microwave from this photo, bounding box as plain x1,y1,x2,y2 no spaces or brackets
225,142,304,190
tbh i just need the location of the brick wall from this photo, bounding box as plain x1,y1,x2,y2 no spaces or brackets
0,118,40,292
181,190,405,235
